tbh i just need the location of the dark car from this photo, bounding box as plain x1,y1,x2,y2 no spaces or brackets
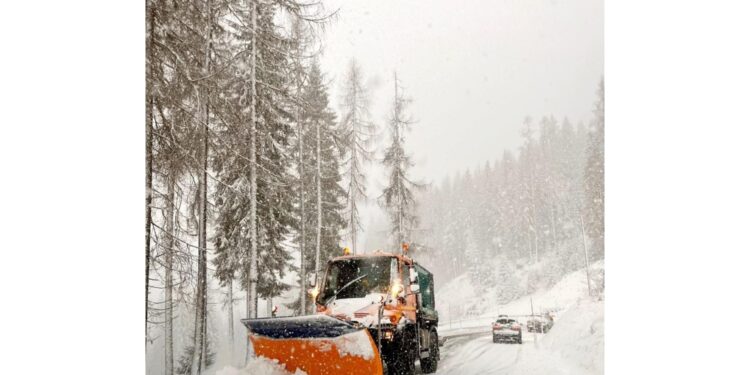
526,315,553,333
492,317,522,344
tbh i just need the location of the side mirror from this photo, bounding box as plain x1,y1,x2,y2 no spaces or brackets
410,284,420,293
409,267,418,284
307,273,317,288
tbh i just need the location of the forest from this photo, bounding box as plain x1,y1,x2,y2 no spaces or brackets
410,89,604,305
145,0,604,374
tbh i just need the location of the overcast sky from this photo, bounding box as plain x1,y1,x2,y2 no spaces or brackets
315,0,603,248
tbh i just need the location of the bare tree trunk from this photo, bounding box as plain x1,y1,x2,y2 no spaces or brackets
350,200,357,255
579,213,593,297
297,87,307,315
348,70,358,255
348,147,358,254
145,0,155,346
247,0,259,321
192,1,212,372
314,119,322,280
146,98,153,341
227,279,234,356
165,173,176,375
348,146,358,255
191,110,209,374
394,73,404,250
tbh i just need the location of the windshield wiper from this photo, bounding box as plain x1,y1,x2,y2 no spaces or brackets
324,273,370,306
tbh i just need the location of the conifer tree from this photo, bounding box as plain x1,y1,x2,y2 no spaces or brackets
584,79,605,259
338,59,377,254
290,62,347,312
380,73,422,249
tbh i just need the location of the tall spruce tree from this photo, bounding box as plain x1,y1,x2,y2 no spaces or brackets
338,59,377,254
291,62,347,313
380,73,422,250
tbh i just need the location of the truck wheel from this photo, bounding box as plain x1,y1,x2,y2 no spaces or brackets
420,331,439,373
391,354,415,375
389,341,416,375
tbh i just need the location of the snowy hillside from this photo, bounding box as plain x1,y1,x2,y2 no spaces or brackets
437,260,604,334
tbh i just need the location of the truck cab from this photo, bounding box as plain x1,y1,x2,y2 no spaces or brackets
312,251,440,374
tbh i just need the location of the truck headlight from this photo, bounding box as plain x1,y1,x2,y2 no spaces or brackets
383,330,394,341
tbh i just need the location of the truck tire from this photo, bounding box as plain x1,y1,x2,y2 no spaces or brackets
388,334,417,375
390,352,416,375
420,331,439,373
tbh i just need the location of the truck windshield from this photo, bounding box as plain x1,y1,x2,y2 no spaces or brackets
318,257,396,303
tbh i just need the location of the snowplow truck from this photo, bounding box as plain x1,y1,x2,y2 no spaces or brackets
242,250,440,374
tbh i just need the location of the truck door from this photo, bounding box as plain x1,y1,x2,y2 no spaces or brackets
415,265,437,322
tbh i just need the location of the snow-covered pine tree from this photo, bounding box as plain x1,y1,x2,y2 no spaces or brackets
584,79,605,260
465,230,482,285
147,1,206,371
520,116,541,264
338,59,377,254
492,255,521,305
293,62,347,312
288,18,312,315
212,0,297,322
380,73,423,250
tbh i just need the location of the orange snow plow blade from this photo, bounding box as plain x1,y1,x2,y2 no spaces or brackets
242,315,383,375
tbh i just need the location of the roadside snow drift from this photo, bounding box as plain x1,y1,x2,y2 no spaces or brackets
507,298,604,375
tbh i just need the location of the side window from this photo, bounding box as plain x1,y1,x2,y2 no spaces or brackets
401,264,410,291
424,274,435,309
416,265,435,310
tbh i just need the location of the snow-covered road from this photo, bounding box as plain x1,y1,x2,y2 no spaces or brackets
428,332,535,374
425,298,603,375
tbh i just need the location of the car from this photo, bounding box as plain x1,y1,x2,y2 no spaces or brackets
492,317,522,344
526,315,553,333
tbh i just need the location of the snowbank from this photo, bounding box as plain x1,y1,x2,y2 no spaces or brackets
214,356,307,375
507,298,604,375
